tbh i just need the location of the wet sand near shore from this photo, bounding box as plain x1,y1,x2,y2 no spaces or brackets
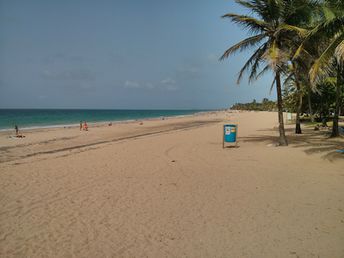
1,111,344,257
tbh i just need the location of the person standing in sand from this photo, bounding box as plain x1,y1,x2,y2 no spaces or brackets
80,121,82,131
83,121,88,131
13,124,25,138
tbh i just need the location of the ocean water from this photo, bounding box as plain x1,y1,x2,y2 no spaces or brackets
0,109,208,131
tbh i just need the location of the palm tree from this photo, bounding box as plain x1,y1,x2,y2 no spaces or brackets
221,0,315,145
290,57,316,134
293,0,344,136
283,62,304,134
277,1,320,134
220,0,287,145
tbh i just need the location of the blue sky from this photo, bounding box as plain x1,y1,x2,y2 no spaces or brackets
0,0,275,109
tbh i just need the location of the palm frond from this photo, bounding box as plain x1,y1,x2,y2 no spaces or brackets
276,24,309,37
220,33,266,60
293,41,313,60
235,0,280,22
322,76,337,85
235,0,255,10
236,44,267,84
321,5,336,20
269,77,276,94
255,64,270,81
335,39,344,62
283,72,295,89
222,13,269,34
248,56,263,83
307,15,344,43
310,33,344,83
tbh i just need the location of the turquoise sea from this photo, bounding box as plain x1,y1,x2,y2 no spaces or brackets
0,109,209,131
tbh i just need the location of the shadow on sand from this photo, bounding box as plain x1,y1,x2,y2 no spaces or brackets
239,127,344,162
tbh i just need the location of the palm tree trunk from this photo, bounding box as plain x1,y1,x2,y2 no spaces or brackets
293,67,302,134
331,63,343,137
307,88,314,123
276,71,288,145
331,83,340,137
295,89,302,134
320,95,328,127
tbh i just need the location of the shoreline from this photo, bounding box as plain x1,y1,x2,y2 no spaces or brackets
0,110,218,134
0,110,226,164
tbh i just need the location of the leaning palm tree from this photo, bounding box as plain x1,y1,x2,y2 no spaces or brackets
221,0,315,145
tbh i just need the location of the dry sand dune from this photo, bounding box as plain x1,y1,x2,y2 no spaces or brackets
0,111,344,257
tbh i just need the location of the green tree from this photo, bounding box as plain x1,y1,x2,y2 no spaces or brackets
294,0,344,136
220,0,286,145
221,0,315,145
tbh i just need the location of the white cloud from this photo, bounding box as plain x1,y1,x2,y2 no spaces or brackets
161,78,176,85
175,65,201,80
124,78,178,91
145,82,155,89
160,78,178,91
124,81,156,90
124,80,140,88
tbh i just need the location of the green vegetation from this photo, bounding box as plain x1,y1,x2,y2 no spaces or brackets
221,0,344,144
231,98,277,111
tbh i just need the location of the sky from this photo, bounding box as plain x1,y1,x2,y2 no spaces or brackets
0,0,276,109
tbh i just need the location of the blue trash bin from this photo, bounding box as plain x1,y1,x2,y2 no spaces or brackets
223,124,237,147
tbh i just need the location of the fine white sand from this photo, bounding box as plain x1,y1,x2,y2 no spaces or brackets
0,111,343,257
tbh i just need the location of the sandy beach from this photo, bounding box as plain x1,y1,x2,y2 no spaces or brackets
0,110,344,257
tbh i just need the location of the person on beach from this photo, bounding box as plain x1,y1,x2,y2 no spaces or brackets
13,124,25,138
80,121,82,131
83,121,88,131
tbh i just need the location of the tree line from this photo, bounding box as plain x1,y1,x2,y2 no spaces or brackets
231,98,277,111
221,0,344,145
